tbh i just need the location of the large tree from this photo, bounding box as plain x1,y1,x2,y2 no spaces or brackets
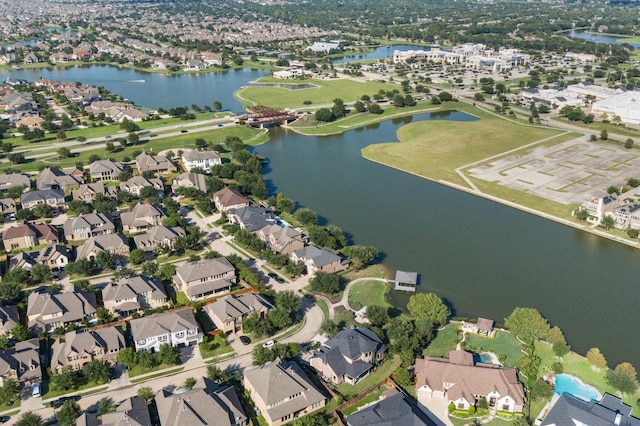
504,307,550,343
57,400,83,426
407,293,450,327
16,412,45,426
606,362,638,395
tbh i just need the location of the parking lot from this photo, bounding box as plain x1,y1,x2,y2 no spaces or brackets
467,136,640,205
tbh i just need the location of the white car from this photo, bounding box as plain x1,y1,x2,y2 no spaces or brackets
262,340,275,349
31,383,41,398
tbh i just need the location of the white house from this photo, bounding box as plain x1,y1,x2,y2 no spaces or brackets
130,308,203,352
182,150,222,172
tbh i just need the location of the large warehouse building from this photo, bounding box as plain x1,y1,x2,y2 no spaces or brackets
591,91,640,125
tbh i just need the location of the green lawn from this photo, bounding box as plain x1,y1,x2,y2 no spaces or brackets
236,78,398,108
44,381,108,399
423,323,461,358
128,364,184,378
362,102,566,188
347,280,391,310
340,386,386,416
464,330,524,368
337,356,401,400
199,334,234,359
316,298,330,321
167,287,191,307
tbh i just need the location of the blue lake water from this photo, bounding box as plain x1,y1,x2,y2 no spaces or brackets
332,44,431,64
567,30,640,48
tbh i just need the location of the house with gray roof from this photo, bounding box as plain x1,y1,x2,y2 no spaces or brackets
290,246,349,274
0,338,42,387
120,175,164,197
244,358,326,426
50,326,126,373
21,189,66,211
174,257,235,301
36,167,84,190
76,233,130,261
64,213,115,241
541,393,640,426
171,172,208,194
27,288,97,333
133,225,185,252
88,159,126,182
229,206,277,232
130,308,202,352
205,293,272,335
8,244,69,272
310,327,385,385
181,150,221,173
0,305,19,334
71,182,117,203
135,152,176,174
258,225,307,255
213,187,249,214
346,388,439,426
0,198,16,216
102,275,169,316
156,377,247,426
121,203,167,232
0,173,31,192
77,396,151,426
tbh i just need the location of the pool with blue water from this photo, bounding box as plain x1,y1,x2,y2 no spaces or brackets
554,374,600,402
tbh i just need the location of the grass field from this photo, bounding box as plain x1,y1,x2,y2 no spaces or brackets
423,323,460,358
465,330,525,368
347,280,391,310
362,103,566,188
336,356,401,400
236,78,398,108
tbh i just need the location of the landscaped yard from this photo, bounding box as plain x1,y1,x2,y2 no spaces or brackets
167,287,191,307
464,330,524,368
44,381,109,399
423,323,460,358
347,280,391,310
315,298,330,321
340,386,387,416
337,356,401,400
199,334,234,359
128,363,184,378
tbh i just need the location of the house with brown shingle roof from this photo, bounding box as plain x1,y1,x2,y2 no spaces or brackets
0,338,42,387
213,187,249,214
171,172,208,194
174,257,235,301
0,173,31,192
205,293,272,335
36,167,84,190
258,225,307,254
0,198,16,216
75,233,130,262
135,152,176,174
121,203,167,232
102,275,169,316
71,182,117,202
27,288,98,333
133,225,185,252
120,175,164,197
63,213,115,241
414,350,525,414
8,244,69,272
2,222,59,250
244,358,326,426
130,308,202,352
89,159,126,182
50,326,126,373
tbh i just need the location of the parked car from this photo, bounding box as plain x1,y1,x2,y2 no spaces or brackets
31,383,41,398
239,335,251,345
262,340,275,349
115,260,122,271
0,416,10,423
180,129,188,133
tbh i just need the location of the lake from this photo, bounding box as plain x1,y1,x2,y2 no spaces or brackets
567,30,640,48
332,44,431,64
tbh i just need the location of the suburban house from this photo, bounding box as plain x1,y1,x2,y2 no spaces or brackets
0,305,19,334
0,338,42,387
8,244,69,271
414,350,525,414
50,326,126,372
579,194,619,224
89,159,126,182
0,198,16,216
63,213,115,241
75,233,130,262
156,377,248,426
541,393,640,426
71,182,118,202
0,173,31,192
2,222,59,250
102,275,169,316
135,152,177,174
130,308,203,352
345,388,437,426
171,172,208,194
258,225,307,254
310,328,386,385
290,246,349,274
120,175,164,197
174,257,236,301
205,293,272,335
77,396,152,426
36,167,84,190
214,187,249,214
244,358,326,426
121,203,167,232
229,206,278,232
182,150,222,173
21,189,66,211
27,288,98,333
610,203,640,230
133,225,185,252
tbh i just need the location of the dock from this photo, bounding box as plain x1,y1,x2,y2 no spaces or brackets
394,270,419,292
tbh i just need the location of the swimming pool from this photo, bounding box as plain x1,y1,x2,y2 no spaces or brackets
554,374,601,402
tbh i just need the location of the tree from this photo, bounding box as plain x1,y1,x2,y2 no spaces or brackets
268,307,293,329
207,364,229,383
57,130,67,141
366,305,389,327
105,141,115,152
275,290,301,315
129,249,146,265
32,203,52,218
607,185,620,195
368,103,383,114
1,142,12,154
57,147,72,158
331,98,345,118
97,398,115,415
552,341,570,357
625,138,634,149
0,282,22,304
95,250,114,270
600,129,608,141
83,359,110,384
547,326,566,345
353,101,366,113
30,263,51,283
184,377,197,389
607,362,638,395
117,347,138,369
294,208,317,226
601,216,615,230
393,94,405,107
57,400,83,426
315,108,333,122
438,91,453,102
473,93,485,102
531,378,554,400
16,412,45,426
576,209,589,221
587,347,608,369
213,101,222,111
8,153,25,164
51,366,77,391
137,351,157,369
309,272,343,295
137,386,155,402
0,378,19,404
157,343,182,365
320,320,339,336
10,323,29,342
342,245,379,269
96,307,114,324
504,307,550,343
242,311,271,337
407,293,450,327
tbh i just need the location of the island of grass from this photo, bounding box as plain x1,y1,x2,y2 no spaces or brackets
361,102,582,219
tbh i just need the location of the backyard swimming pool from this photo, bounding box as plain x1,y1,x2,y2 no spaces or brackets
554,374,601,402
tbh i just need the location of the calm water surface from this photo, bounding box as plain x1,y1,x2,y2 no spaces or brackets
567,30,640,48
